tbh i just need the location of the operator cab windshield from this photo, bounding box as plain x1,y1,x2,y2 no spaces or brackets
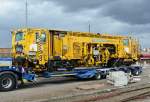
35,32,46,43
40,33,46,42
123,39,129,46
16,32,24,41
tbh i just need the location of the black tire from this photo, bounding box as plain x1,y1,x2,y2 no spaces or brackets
94,73,101,80
127,69,132,76
132,69,139,76
102,75,107,79
134,70,139,76
0,73,17,91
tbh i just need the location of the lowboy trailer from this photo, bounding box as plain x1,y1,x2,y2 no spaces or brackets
0,58,142,91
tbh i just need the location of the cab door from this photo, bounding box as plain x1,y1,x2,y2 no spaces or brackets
53,35,62,57
36,30,49,65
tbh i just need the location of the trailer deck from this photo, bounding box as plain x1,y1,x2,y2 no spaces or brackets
0,65,142,91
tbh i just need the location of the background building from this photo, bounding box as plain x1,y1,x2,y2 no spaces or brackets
140,48,150,64
0,48,11,58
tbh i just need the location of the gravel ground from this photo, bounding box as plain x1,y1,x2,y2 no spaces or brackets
0,65,150,102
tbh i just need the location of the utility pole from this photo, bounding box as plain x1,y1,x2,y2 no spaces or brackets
88,23,91,33
25,0,28,28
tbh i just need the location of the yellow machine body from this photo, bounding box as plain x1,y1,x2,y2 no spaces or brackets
12,28,140,72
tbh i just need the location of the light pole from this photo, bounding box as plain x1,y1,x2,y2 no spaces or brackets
89,23,91,33
25,0,28,28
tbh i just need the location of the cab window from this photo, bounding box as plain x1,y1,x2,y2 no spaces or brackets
35,32,40,42
123,39,129,46
40,33,46,42
16,32,24,41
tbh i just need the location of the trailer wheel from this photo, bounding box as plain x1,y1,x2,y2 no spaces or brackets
134,70,139,76
94,73,101,80
128,70,132,76
132,69,139,76
0,73,17,91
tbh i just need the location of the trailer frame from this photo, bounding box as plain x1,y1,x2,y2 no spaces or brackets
0,65,142,91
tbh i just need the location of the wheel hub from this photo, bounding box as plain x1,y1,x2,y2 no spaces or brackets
2,78,12,89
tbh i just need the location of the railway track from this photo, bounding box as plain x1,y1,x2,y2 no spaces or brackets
74,84,150,102
121,91,150,102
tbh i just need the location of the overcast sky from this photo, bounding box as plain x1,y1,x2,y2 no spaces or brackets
0,0,150,48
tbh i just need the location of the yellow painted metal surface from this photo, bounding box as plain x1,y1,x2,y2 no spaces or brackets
12,28,140,71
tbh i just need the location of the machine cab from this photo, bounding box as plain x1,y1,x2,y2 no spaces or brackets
12,28,49,71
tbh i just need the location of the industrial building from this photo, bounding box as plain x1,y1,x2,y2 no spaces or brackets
0,48,11,58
